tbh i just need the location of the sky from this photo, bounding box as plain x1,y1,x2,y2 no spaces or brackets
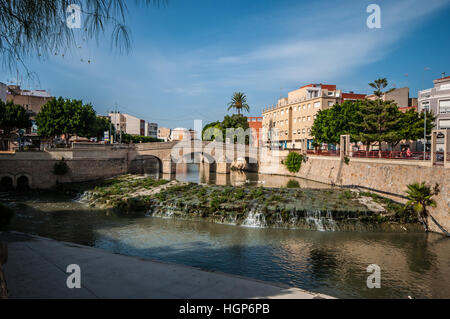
2,0,450,129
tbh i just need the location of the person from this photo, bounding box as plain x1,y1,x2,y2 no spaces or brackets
406,147,412,157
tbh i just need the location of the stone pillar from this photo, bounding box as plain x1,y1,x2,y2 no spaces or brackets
340,135,350,160
216,162,231,174
445,129,450,168
162,159,176,175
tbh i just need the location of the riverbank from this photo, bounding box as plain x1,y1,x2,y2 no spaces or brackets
0,231,333,299
65,174,422,232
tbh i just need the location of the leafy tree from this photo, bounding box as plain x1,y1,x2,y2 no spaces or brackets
0,0,164,74
406,182,448,235
384,109,435,150
311,101,363,145
351,99,402,151
0,100,31,150
121,133,162,144
369,78,388,98
227,92,250,115
36,97,97,144
202,121,222,141
90,116,115,141
203,115,250,144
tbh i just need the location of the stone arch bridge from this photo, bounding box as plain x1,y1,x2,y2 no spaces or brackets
0,141,266,189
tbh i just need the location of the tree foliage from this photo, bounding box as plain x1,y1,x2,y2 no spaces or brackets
203,114,250,144
0,0,165,74
0,100,31,135
405,182,439,232
351,99,403,149
120,133,162,144
284,152,305,173
369,78,388,98
227,92,250,115
35,97,97,141
311,101,362,145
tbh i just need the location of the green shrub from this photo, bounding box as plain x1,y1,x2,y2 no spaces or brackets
344,156,350,165
53,158,69,176
284,152,305,173
286,180,300,188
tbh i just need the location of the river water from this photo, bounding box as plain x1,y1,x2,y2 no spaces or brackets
3,164,450,299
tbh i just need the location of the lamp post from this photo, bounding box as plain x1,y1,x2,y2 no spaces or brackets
422,67,430,157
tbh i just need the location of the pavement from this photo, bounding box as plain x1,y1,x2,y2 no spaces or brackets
0,231,334,299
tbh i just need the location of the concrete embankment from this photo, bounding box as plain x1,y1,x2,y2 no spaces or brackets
0,232,333,299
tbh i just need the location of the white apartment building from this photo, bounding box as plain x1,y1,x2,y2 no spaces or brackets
109,112,158,138
418,73,450,130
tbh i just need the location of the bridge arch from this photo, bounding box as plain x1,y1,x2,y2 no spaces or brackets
15,174,32,191
0,174,14,191
129,155,163,175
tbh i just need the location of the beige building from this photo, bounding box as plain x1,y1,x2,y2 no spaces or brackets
262,84,343,149
366,87,417,111
6,85,53,119
158,127,171,142
109,112,145,136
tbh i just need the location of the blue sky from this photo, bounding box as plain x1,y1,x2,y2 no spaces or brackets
2,0,450,129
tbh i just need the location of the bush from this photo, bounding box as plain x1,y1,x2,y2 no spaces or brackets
344,156,350,165
286,180,300,188
53,158,69,176
284,152,304,173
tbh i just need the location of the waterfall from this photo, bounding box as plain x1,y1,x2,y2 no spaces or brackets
242,209,267,228
306,210,336,232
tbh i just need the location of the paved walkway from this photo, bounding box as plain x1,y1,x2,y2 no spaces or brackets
1,232,333,299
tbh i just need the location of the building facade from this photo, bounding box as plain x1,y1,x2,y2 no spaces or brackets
145,122,158,138
0,82,6,102
262,84,347,149
247,117,262,147
366,87,417,112
418,74,450,130
158,127,171,142
6,85,53,119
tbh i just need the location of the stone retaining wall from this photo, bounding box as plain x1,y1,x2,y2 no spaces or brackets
260,154,450,234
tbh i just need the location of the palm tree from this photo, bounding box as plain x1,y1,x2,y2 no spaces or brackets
369,78,388,98
406,182,449,235
227,92,250,115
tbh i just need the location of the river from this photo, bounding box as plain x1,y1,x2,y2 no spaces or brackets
3,164,450,299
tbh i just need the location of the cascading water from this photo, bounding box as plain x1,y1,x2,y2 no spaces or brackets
241,209,267,228
306,210,337,232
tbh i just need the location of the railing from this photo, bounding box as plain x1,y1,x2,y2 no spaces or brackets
306,150,339,156
350,150,431,161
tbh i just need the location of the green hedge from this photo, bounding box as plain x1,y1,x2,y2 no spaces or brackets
284,152,305,173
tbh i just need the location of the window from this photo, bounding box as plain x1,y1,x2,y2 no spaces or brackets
328,101,333,107
314,102,320,108
439,119,450,129
308,104,311,109
422,101,430,112
308,116,311,121
281,110,284,115
285,120,288,125
293,130,296,135
328,91,334,96
439,100,450,114
439,84,450,91
294,118,297,123
302,129,306,134
297,129,301,134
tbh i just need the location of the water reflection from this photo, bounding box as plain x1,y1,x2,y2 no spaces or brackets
5,193,450,299
174,163,332,189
